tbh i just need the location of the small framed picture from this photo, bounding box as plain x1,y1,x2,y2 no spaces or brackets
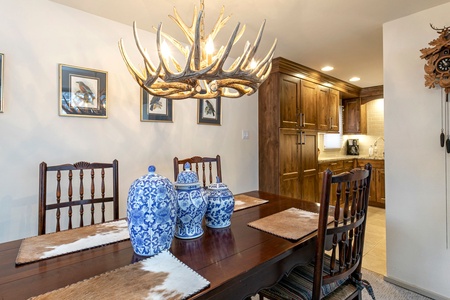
198,97,221,125
59,64,107,118
141,90,173,122
0,53,4,113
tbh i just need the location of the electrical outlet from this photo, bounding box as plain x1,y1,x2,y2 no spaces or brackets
242,130,249,140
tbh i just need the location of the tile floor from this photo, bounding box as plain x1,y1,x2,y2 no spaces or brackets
362,206,386,275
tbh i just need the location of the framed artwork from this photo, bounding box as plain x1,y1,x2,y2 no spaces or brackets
141,90,173,122
197,97,221,125
0,53,3,113
59,64,107,118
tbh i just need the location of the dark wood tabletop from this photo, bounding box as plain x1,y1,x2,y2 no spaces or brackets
0,191,320,300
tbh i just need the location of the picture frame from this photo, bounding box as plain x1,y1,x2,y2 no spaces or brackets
0,53,4,113
59,64,107,118
197,97,221,125
141,89,173,122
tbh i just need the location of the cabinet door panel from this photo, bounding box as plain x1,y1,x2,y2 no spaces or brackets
301,131,318,202
329,89,340,132
377,168,385,204
280,75,300,128
300,80,317,130
317,86,330,131
279,128,300,198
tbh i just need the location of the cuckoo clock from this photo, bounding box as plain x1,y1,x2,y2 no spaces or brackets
420,24,450,151
420,24,450,94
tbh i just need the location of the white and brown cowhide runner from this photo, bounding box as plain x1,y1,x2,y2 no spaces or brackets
16,220,129,265
248,207,333,240
30,250,210,300
233,194,268,211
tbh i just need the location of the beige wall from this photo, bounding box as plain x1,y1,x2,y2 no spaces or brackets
384,3,450,299
0,0,259,243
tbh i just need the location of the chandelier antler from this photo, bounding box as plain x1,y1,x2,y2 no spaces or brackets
118,1,277,100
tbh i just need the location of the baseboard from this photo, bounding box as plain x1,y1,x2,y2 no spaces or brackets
384,275,450,300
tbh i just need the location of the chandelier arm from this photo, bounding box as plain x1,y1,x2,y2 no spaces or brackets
156,23,178,81
213,22,241,72
132,22,158,73
118,39,147,82
169,7,196,44
243,20,267,69
208,6,230,41
250,38,277,76
228,42,252,74
193,11,204,70
233,24,246,46
155,29,189,59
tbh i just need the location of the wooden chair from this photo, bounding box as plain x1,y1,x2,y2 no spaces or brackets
38,160,119,235
258,163,375,300
173,155,222,188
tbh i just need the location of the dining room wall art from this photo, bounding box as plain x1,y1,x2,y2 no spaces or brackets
141,90,173,122
197,97,221,125
59,64,107,118
0,53,4,113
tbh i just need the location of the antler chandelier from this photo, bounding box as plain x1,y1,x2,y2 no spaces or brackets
118,0,277,100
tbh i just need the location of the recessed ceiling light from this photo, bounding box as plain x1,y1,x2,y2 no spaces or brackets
321,66,334,72
349,77,360,82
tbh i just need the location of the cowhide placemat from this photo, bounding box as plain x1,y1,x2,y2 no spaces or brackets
248,207,333,240
16,219,129,265
30,250,210,300
234,194,268,211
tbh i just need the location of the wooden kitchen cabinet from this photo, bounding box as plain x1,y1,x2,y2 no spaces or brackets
357,159,385,207
343,98,367,134
258,57,361,202
317,87,340,132
258,73,318,202
300,80,318,130
279,74,301,128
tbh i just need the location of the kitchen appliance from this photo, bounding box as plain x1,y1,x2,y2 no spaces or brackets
347,139,360,155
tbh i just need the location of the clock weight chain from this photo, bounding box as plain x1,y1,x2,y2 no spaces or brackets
441,89,450,153
441,88,445,147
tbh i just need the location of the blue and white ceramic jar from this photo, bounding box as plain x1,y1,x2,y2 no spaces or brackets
174,163,208,239
205,178,234,228
127,165,177,257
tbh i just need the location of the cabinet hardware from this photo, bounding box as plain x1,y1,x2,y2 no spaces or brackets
296,131,302,145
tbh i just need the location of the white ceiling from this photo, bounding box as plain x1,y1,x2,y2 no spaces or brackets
51,0,450,88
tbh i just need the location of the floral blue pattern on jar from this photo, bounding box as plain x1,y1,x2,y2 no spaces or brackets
127,165,177,257
205,177,234,228
174,163,208,239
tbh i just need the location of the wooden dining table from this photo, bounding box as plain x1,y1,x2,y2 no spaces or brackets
0,191,321,300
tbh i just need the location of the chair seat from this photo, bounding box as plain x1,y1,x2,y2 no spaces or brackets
259,255,347,300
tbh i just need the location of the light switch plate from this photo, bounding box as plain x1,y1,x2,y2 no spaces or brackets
242,130,249,140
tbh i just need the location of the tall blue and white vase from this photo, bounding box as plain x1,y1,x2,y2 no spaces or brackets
127,165,177,257
174,163,208,239
205,177,234,228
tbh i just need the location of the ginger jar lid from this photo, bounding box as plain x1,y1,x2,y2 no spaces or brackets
176,163,201,187
207,176,229,190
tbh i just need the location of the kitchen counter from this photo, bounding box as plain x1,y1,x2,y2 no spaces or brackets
318,155,385,162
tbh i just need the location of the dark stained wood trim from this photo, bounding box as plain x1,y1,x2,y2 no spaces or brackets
270,57,362,98
360,85,384,104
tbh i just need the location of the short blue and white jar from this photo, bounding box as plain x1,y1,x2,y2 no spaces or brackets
205,178,234,228
174,163,208,239
127,165,177,257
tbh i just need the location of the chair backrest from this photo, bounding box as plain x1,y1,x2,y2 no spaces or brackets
38,160,119,235
312,163,372,299
173,155,222,188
